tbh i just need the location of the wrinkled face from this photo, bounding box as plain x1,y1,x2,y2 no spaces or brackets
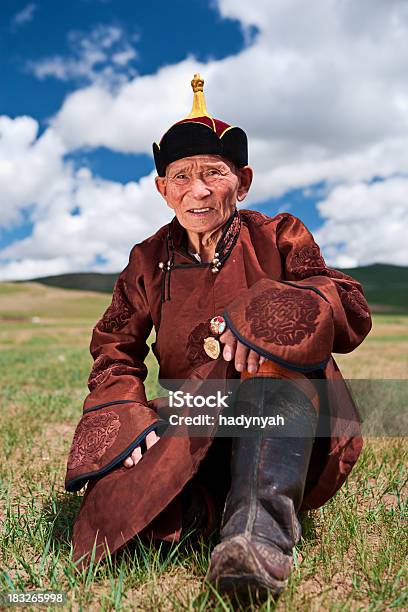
155,154,252,234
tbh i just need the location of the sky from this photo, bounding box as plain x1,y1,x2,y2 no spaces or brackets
1,0,408,280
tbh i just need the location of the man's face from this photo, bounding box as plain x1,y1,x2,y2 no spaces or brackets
155,155,252,234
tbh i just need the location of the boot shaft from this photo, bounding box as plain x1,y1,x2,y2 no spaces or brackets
220,377,318,551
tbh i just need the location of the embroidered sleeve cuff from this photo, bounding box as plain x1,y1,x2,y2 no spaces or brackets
65,401,168,492
223,278,334,372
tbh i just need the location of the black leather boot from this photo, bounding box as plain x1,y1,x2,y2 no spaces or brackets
206,376,318,602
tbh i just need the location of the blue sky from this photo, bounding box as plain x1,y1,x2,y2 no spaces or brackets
1,0,250,124
1,0,308,232
0,0,407,279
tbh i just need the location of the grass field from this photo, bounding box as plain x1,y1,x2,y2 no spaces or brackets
0,282,407,610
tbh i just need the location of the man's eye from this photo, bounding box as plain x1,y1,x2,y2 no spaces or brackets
205,169,221,176
175,174,188,180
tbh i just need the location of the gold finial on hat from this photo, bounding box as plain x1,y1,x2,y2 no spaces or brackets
187,73,211,118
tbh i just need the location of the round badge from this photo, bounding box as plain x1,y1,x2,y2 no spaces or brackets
209,315,226,336
203,337,220,360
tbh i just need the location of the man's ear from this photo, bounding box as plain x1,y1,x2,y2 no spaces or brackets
155,176,167,199
155,176,176,211
237,166,253,202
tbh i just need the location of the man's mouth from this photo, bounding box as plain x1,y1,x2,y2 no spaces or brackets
187,207,213,215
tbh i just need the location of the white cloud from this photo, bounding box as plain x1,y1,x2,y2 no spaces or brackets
0,116,68,226
2,0,408,279
11,3,37,29
0,120,172,280
50,1,408,156
27,24,138,87
314,177,408,268
50,1,408,181
2,168,171,265
112,48,137,66
51,58,205,151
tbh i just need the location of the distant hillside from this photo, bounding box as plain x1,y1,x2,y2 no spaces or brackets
339,264,408,312
18,272,118,294
14,263,408,313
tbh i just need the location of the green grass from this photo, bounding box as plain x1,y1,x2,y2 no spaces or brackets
0,284,28,295
0,284,407,610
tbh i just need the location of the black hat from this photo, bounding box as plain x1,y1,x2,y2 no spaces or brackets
152,74,248,176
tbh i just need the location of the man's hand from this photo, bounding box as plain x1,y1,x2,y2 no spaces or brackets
123,430,160,468
219,328,266,373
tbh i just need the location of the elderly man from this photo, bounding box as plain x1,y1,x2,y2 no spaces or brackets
65,75,372,601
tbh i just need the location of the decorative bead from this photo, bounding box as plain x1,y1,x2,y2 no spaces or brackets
214,252,219,257
158,262,164,269
212,267,219,273
212,258,219,264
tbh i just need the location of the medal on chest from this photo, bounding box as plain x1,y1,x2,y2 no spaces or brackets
203,337,221,359
209,315,226,335
202,315,226,359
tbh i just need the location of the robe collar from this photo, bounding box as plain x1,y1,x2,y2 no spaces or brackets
158,208,241,302
167,207,241,271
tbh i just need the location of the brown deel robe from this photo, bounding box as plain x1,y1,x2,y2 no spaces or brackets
64,209,372,566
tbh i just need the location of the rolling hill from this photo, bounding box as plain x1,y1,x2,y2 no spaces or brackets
12,263,408,313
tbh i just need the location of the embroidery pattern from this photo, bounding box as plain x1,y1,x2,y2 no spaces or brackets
88,355,130,391
97,277,135,333
186,321,213,368
220,212,241,257
287,245,370,319
288,245,326,279
67,411,121,470
240,210,272,227
245,288,320,346
337,286,371,319
324,268,349,279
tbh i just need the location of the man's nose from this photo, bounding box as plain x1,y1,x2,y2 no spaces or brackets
190,177,210,199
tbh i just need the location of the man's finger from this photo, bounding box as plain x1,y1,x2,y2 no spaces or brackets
220,330,237,362
235,341,249,372
131,446,142,464
123,456,133,468
123,432,159,468
219,329,234,344
122,446,142,468
247,349,261,374
146,430,160,449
